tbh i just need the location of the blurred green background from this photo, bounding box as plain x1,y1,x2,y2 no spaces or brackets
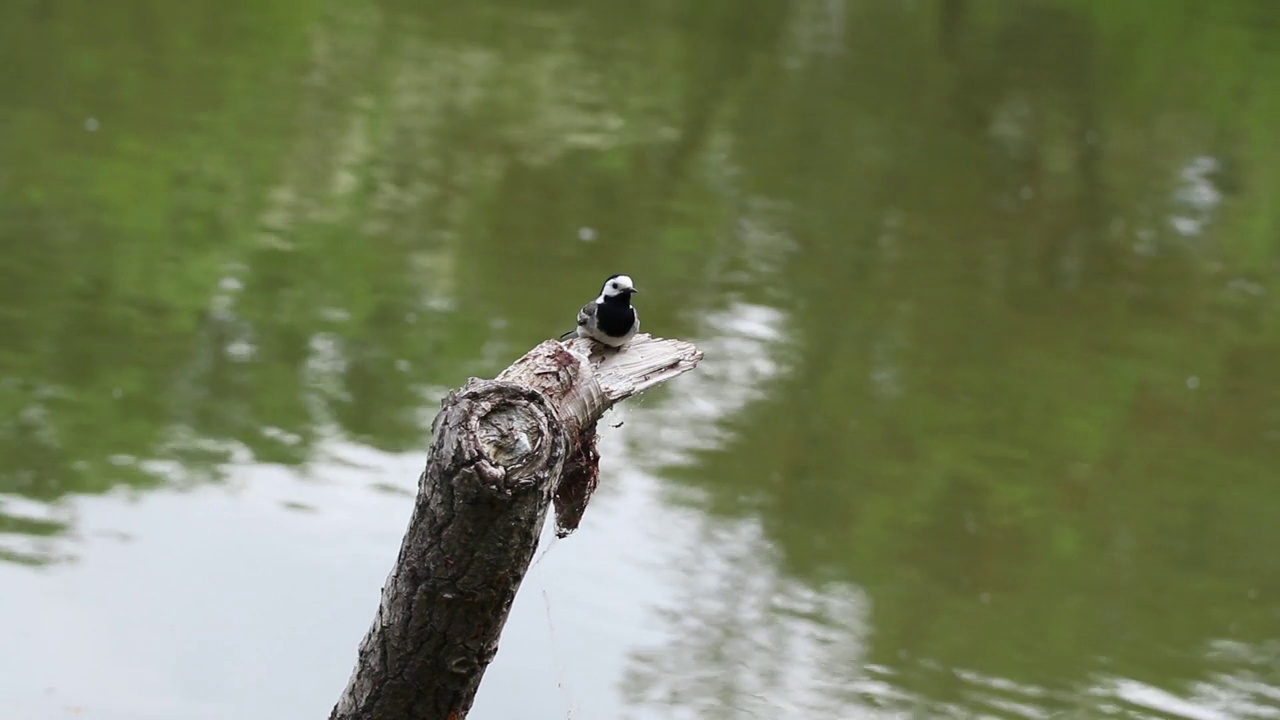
1,0,1278,718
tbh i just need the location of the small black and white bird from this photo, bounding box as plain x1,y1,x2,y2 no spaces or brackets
559,274,640,347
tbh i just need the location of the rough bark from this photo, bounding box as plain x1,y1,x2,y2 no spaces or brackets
330,333,703,720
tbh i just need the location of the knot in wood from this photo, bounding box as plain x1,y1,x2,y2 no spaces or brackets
447,654,478,675
452,381,561,494
476,405,540,469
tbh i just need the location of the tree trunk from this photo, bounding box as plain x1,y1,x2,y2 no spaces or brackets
329,334,703,720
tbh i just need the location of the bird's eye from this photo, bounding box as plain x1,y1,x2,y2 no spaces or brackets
610,282,618,289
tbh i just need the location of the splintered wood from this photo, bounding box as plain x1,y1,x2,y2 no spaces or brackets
499,333,703,535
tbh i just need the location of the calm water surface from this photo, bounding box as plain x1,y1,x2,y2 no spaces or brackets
2,1,1279,718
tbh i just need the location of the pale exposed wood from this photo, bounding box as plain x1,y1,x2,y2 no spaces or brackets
330,333,702,720
500,333,703,432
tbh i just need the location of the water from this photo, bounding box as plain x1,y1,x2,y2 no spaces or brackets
2,1,1279,718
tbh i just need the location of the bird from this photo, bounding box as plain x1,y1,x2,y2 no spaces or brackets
559,274,640,347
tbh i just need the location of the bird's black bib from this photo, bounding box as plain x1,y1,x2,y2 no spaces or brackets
595,296,636,339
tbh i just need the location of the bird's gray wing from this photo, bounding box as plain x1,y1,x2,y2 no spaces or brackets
559,301,597,340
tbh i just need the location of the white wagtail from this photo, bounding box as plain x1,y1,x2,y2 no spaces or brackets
559,274,640,347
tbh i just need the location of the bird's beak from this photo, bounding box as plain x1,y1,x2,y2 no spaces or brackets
629,287,639,294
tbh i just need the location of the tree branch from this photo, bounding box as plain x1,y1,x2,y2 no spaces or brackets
330,333,703,720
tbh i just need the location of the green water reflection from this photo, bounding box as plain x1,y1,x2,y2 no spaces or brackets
2,0,1278,717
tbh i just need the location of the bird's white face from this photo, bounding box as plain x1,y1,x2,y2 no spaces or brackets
600,274,636,298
